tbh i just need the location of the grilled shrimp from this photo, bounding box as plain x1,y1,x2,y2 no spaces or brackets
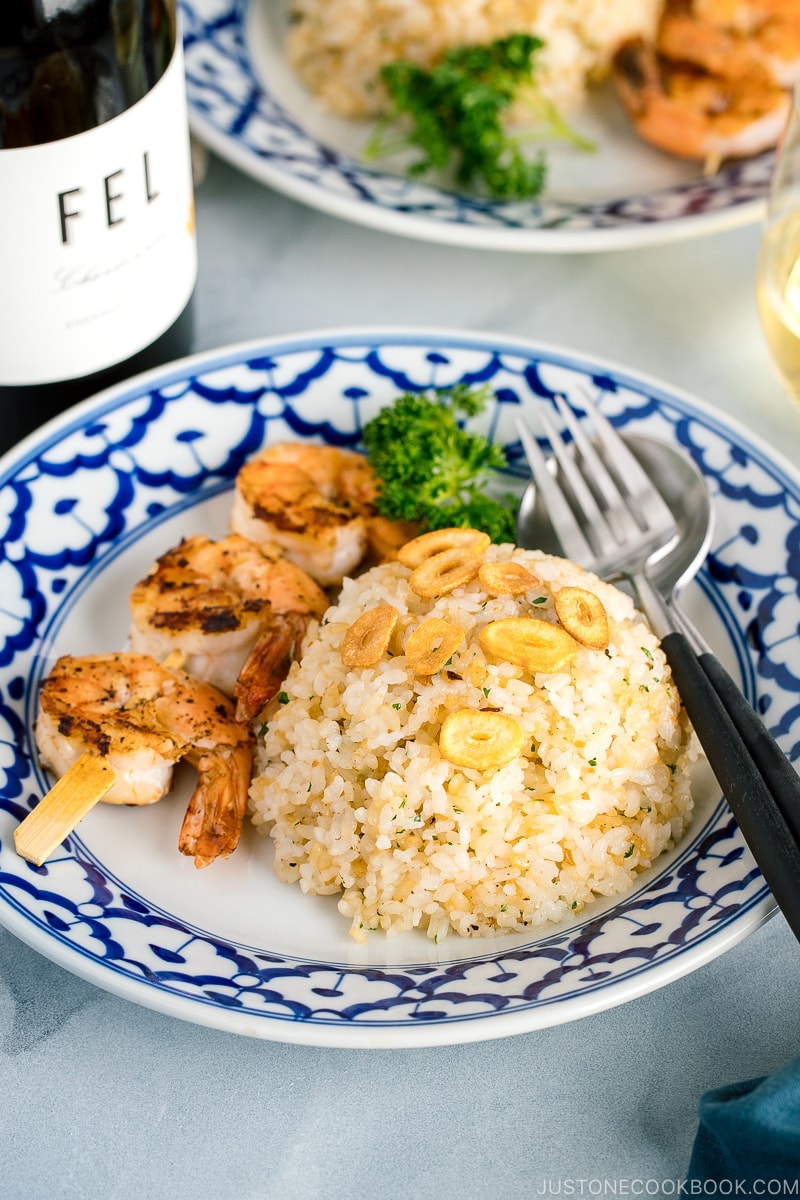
612,0,798,164
230,442,416,587
35,652,253,868
660,0,800,88
129,533,328,721
612,34,790,162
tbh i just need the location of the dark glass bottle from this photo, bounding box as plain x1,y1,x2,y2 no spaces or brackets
0,0,197,452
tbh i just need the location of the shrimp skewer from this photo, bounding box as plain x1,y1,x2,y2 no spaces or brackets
230,442,417,587
129,533,328,722
31,652,254,868
22,448,415,868
612,34,790,163
612,0,798,165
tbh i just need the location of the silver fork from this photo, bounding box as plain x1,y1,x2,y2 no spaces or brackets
516,393,680,583
515,393,800,943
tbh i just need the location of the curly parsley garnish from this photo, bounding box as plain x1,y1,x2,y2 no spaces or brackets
362,383,516,542
364,33,594,199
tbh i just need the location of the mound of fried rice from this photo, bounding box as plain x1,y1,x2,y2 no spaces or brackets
248,543,696,943
285,0,665,118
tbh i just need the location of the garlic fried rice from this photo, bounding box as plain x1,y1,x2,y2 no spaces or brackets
249,541,696,943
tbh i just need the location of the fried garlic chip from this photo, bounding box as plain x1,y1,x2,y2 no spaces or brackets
478,560,540,595
341,604,399,668
397,527,490,570
439,709,525,772
405,618,465,675
409,547,484,598
554,587,609,650
479,617,578,674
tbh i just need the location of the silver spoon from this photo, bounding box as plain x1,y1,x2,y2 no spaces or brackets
517,432,800,853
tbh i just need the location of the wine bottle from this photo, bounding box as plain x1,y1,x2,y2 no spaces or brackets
0,0,198,451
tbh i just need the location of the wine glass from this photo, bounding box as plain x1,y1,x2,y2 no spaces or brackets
757,83,800,401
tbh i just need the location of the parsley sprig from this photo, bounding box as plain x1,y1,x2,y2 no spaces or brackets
362,384,516,543
364,33,594,200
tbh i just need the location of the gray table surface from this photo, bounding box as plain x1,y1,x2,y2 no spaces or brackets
3,152,800,1200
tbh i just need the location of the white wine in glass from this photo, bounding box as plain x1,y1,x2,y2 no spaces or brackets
758,84,800,401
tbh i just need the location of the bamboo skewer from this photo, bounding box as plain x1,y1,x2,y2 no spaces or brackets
14,753,116,866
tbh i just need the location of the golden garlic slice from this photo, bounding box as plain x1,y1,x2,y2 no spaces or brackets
554,587,609,650
409,547,483,598
478,560,540,595
405,618,465,675
479,617,578,674
341,603,399,668
397,527,490,569
439,709,526,772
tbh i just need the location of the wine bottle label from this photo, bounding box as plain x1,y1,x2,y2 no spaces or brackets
0,42,198,387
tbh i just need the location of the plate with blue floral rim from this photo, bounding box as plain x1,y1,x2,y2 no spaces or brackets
179,0,774,253
0,325,793,1048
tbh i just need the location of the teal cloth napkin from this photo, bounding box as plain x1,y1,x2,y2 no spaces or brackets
687,1057,800,1184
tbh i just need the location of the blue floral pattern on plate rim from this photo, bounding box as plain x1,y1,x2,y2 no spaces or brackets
179,0,774,253
0,326,794,1048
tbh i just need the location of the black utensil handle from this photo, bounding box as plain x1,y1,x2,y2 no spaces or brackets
698,650,800,848
662,630,800,942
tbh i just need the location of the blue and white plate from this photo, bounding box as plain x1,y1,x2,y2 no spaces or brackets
0,327,794,1047
180,0,774,253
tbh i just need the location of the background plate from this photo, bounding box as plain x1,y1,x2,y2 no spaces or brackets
180,0,774,252
0,326,794,1048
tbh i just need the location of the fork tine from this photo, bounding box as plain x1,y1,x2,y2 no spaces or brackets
576,388,675,533
537,408,619,559
514,416,593,563
553,395,643,543
517,394,682,577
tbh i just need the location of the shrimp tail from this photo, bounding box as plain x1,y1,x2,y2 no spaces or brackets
234,612,307,723
178,743,253,868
